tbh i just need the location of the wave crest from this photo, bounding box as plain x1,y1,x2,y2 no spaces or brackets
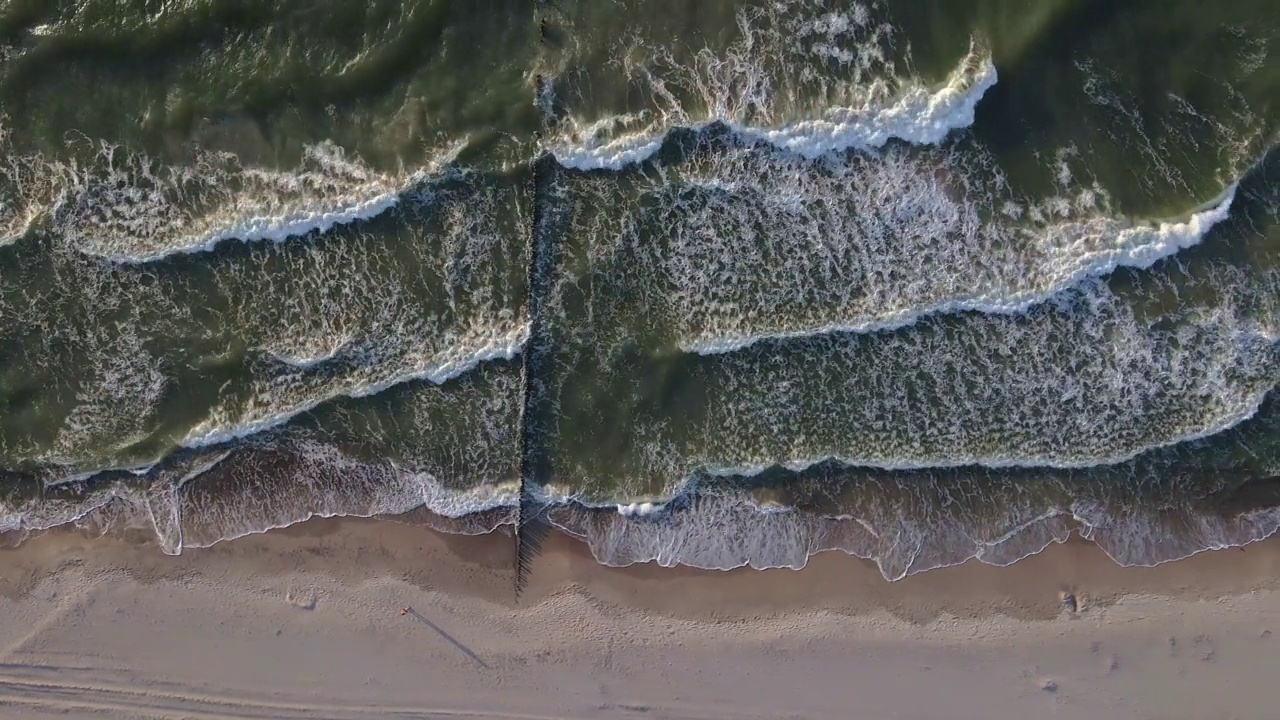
546,399,1280,580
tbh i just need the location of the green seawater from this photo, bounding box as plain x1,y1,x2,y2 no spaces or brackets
0,0,1275,577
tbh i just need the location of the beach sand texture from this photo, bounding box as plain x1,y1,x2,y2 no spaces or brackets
0,518,1277,720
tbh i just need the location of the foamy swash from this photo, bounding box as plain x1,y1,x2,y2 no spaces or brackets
545,376,1279,581
561,391,1280,583
0,441,519,556
4,393,1274,573
549,464,1280,582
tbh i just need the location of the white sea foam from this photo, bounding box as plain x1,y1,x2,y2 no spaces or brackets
698,383,1269,474
616,501,665,517
18,260,179,470
694,276,1278,476
119,188,404,263
682,183,1238,355
165,361,527,550
4,346,525,552
0,443,519,555
179,177,532,451
741,61,997,157
11,458,1280,581
0,122,61,246
551,52,995,171
0,488,121,537
173,440,520,553
49,142,442,263
549,0,996,171
180,321,529,448
560,496,1077,581
3,163,529,473
266,340,354,369
549,0,1269,375
0,106,475,262
552,118,670,172
562,131,1248,360
550,422,1280,580
8,456,1279,580
1076,502,1280,569
548,0,1270,363
2,0,1274,581
542,243,1278,509
164,365,527,551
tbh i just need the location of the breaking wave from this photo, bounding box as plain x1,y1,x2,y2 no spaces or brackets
0,122,468,262
546,390,1280,581
0,0,1275,588
547,0,999,171
550,47,996,170
180,322,529,448
0,441,518,555
562,135,1246,355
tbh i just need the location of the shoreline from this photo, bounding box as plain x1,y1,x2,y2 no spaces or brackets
7,510,1280,614
0,516,1277,718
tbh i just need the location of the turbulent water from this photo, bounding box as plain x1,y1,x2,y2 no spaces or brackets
0,0,1276,580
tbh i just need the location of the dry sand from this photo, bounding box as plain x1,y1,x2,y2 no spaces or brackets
0,516,1276,720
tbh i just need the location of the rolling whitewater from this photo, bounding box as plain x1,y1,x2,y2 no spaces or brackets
0,0,1276,582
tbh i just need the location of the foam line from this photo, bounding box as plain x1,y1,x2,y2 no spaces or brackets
551,55,997,171
179,324,530,449
685,184,1238,354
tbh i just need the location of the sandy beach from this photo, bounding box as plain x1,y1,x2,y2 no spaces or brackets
0,518,1274,720
0,2,1273,719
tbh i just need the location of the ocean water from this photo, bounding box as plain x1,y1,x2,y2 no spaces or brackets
0,0,1275,581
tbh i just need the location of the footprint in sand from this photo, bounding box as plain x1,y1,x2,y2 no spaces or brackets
1192,634,1216,662
285,589,317,610
1089,641,1120,673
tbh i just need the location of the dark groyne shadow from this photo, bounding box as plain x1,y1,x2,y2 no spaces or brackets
514,0,572,599
515,150,564,598
402,607,489,669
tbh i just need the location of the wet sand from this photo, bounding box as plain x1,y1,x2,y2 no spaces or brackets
0,517,1276,719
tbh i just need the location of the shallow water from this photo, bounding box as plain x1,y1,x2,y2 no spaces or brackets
0,0,1275,579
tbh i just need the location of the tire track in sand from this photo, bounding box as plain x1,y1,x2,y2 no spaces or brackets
0,663,794,719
